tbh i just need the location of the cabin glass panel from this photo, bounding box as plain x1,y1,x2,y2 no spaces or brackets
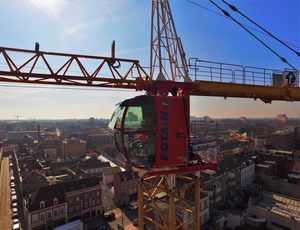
123,98,157,168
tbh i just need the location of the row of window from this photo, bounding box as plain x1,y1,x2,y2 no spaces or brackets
87,168,101,174
121,186,137,194
32,207,65,224
68,199,101,213
201,199,208,211
241,165,254,176
67,191,100,204
201,212,209,224
40,198,58,209
241,175,254,186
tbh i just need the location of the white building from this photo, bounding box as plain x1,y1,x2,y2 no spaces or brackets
241,160,255,189
200,192,210,225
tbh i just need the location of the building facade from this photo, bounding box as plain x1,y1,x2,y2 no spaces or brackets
63,176,102,222
25,184,67,230
62,138,86,159
113,171,139,206
241,160,255,189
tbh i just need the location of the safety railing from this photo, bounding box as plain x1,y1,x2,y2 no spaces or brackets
188,58,300,87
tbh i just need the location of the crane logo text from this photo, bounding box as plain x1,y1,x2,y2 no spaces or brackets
160,111,169,160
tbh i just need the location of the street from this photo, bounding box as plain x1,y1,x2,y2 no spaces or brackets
101,183,138,229
108,208,137,230
0,157,12,230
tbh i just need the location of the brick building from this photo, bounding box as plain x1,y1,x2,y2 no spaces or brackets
25,184,67,230
114,171,139,206
78,157,110,177
63,176,102,222
102,166,121,185
267,129,296,151
62,138,86,159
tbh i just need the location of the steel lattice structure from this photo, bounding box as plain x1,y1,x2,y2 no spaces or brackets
0,46,149,89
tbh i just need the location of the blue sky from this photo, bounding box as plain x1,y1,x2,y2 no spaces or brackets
0,0,299,119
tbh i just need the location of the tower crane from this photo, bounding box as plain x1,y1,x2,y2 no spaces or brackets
0,0,299,229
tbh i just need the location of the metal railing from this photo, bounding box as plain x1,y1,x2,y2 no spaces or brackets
188,58,300,87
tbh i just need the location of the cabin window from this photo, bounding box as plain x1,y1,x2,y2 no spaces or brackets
123,97,156,168
109,96,157,168
108,105,125,130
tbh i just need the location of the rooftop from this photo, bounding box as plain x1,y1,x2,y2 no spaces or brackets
257,191,300,221
116,170,138,182
28,183,65,212
102,166,122,175
63,176,100,192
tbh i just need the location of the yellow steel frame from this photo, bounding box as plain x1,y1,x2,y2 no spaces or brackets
138,173,201,230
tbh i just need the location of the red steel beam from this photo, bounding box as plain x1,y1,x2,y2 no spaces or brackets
0,46,150,90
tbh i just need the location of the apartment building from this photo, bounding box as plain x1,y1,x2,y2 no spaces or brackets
62,138,86,159
63,176,102,222
240,159,255,189
114,170,139,205
25,184,67,230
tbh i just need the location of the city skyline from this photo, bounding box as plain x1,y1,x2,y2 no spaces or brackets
0,0,299,119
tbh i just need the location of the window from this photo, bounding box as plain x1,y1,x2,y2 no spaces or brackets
97,191,100,196
60,207,64,214
32,214,39,223
53,209,58,216
40,201,45,209
47,211,52,219
91,200,96,206
76,196,80,202
203,213,208,222
108,105,124,130
96,199,100,205
40,213,45,221
202,200,208,210
124,97,156,167
110,96,157,168
53,198,58,205
83,202,89,209
75,205,80,211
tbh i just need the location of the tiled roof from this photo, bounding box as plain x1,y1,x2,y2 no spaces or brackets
19,157,44,179
49,160,78,169
79,161,110,170
28,183,65,212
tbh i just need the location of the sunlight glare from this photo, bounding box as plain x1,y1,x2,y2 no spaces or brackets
31,0,60,14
